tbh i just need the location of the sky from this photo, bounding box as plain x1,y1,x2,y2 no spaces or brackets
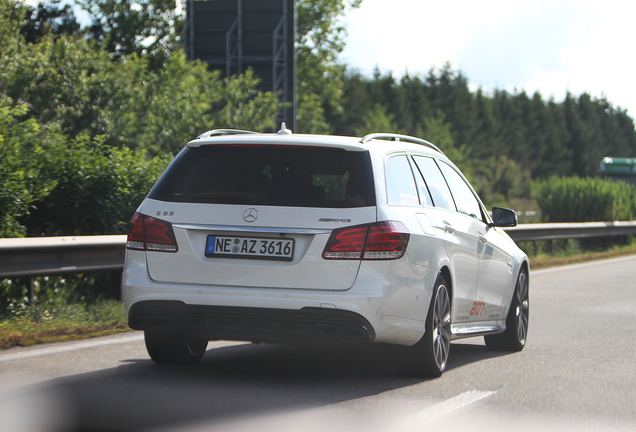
339,0,636,115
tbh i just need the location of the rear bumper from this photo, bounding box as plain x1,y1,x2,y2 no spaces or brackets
122,249,434,346
129,300,375,344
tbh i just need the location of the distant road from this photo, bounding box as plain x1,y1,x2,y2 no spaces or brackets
2,255,636,432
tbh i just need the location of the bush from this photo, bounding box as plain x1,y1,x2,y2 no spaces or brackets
0,100,58,237
534,176,636,222
22,133,171,236
0,273,124,322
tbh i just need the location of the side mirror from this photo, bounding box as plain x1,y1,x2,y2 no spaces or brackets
489,207,518,228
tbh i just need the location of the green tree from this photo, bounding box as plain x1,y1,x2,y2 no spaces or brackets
0,0,27,72
423,64,477,149
491,90,533,172
78,0,181,67
330,71,374,136
564,92,603,177
396,73,434,135
20,0,80,43
296,0,362,133
1,1,281,155
0,0,283,239
98,53,280,155
537,99,572,177
419,110,469,176
0,95,169,237
73,0,364,133
477,156,532,205
208,69,281,137
354,103,399,137
0,99,57,237
470,89,501,160
0,33,116,138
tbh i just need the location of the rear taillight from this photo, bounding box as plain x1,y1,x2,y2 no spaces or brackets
322,221,409,260
127,212,178,253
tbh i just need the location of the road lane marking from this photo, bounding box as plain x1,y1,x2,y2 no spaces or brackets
390,390,496,431
0,333,145,363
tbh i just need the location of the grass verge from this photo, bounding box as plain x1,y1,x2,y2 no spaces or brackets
525,240,636,269
0,300,129,350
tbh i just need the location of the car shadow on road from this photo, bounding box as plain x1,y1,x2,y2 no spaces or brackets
446,341,513,370
26,340,515,431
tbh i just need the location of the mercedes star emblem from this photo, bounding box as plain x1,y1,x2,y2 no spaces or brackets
243,208,258,223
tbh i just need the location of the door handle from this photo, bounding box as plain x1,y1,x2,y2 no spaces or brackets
443,221,455,234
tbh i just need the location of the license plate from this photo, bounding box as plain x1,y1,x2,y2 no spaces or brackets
205,235,294,261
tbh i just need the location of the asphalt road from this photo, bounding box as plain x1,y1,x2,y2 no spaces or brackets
2,255,636,432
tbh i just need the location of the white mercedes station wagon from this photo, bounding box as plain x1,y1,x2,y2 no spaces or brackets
122,125,529,377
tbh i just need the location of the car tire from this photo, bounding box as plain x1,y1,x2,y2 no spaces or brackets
408,275,452,378
144,330,208,365
484,267,529,352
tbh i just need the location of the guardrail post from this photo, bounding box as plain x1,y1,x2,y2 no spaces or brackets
110,271,122,301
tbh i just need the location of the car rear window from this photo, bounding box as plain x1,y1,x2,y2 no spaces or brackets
148,144,376,208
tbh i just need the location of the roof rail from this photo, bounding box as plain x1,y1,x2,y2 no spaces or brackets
360,133,444,155
196,129,259,139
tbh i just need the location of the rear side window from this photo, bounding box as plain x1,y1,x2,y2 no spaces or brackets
412,156,456,211
385,155,419,205
148,145,376,208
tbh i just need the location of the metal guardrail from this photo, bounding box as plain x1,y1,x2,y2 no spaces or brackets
504,221,636,242
1,221,636,279
0,235,127,279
